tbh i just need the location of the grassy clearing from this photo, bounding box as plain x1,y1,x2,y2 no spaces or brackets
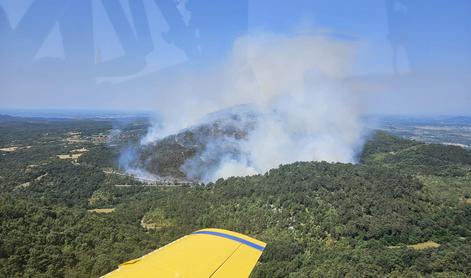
87,208,115,214
71,148,88,153
388,240,441,250
57,153,83,160
0,147,18,152
57,147,88,160
35,173,48,181
16,182,31,189
408,241,441,250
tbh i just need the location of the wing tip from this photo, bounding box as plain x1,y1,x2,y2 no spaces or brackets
194,228,267,250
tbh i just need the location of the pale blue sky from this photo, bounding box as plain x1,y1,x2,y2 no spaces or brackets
0,0,470,114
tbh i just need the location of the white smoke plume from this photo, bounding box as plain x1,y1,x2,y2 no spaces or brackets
137,32,366,182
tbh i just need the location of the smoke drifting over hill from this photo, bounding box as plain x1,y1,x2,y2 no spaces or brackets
126,33,366,182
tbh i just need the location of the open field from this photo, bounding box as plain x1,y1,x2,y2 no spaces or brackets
389,240,441,250
88,208,115,213
57,153,84,160
377,116,471,149
0,146,18,152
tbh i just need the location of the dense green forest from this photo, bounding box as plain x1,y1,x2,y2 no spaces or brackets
0,117,470,277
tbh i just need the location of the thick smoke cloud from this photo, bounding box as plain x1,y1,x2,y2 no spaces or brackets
136,32,366,182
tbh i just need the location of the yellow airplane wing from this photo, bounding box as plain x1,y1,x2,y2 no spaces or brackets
102,228,266,278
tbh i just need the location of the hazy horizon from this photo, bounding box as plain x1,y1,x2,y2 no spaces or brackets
2,107,471,118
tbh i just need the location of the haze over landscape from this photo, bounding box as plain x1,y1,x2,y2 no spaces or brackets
2,0,470,181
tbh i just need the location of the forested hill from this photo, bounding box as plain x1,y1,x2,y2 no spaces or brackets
362,131,471,175
0,125,470,277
